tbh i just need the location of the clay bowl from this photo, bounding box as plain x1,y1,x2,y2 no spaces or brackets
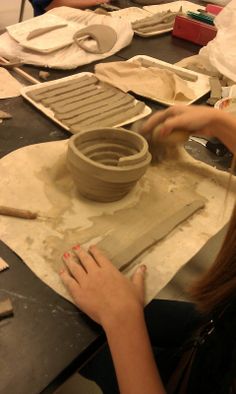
67,127,151,202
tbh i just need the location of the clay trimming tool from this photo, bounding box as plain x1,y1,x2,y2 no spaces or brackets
0,206,50,220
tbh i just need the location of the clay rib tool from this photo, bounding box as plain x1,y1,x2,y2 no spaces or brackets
137,58,198,82
0,206,50,220
0,257,9,272
0,56,39,85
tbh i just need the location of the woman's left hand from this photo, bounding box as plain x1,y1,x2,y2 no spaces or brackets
60,245,146,329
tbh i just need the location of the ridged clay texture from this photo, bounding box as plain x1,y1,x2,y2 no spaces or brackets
67,127,151,202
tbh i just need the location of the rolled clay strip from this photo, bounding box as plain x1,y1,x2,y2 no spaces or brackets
55,91,125,120
40,76,98,103
137,58,198,82
42,82,98,106
27,75,96,101
51,87,106,112
61,90,120,125
59,94,134,123
71,100,140,127
67,127,151,202
27,24,68,40
73,24,117,54
70,102,145,132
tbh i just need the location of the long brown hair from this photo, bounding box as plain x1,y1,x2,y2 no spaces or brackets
190,203,236,315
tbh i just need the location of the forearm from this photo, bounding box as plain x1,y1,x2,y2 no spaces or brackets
104,311,166,394
45,0,103,11
210,111,236,155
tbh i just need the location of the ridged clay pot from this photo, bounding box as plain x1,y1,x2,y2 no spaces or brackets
67,127,151,202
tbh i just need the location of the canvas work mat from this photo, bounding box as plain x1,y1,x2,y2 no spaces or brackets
0,68,22,99
0,7,133,70
0,140,235,304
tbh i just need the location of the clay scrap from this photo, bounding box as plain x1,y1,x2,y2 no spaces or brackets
26,74,146,132
132,8,182,35
67,127,151,202
0,298,14,319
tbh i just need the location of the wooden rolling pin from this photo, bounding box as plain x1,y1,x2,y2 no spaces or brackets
0,206,41,220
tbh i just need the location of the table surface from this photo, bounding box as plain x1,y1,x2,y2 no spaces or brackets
0,7,231,394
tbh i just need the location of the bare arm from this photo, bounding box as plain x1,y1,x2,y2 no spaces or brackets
141,106,236,155
45,0,109,11
105,311,166,394
60,246,166,394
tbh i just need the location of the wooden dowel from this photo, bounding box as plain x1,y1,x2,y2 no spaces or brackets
0,56,40,85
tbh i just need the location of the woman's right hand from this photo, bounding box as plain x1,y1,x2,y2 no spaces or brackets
141,105,236,155
141,105,220,139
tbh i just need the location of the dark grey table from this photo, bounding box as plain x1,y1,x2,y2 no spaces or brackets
0,18,231,394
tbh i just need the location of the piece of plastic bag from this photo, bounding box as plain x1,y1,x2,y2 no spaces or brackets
200,0,236,82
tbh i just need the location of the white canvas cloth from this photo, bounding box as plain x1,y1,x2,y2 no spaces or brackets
0,7,133,70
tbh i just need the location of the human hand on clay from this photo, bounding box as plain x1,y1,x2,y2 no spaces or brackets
141,105,236,154
141,105,222,139
60,245,146,329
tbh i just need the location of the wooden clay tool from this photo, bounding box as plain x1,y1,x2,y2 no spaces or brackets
0,56,39,85
0,206,48,220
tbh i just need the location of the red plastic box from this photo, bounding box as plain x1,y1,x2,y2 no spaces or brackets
172,15,217,46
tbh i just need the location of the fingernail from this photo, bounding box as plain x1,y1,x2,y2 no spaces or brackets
72,244,80,251
139,265,147,273
63,252,70,259
59,268,65,275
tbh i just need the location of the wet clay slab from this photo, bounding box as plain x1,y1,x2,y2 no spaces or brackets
22,73,151,133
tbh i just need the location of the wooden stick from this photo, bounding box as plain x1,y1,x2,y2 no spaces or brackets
0,206,38,219
0,56,40,85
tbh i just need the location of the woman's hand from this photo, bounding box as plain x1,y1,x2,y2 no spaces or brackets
141,105,220,139
60,245,146,329
141,105,236,155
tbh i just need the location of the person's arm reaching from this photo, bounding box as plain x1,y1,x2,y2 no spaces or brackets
45,0,109,11
60,245,166,394
141,106,236,155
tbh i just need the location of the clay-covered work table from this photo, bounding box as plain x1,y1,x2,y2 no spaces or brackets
0,20,231,394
